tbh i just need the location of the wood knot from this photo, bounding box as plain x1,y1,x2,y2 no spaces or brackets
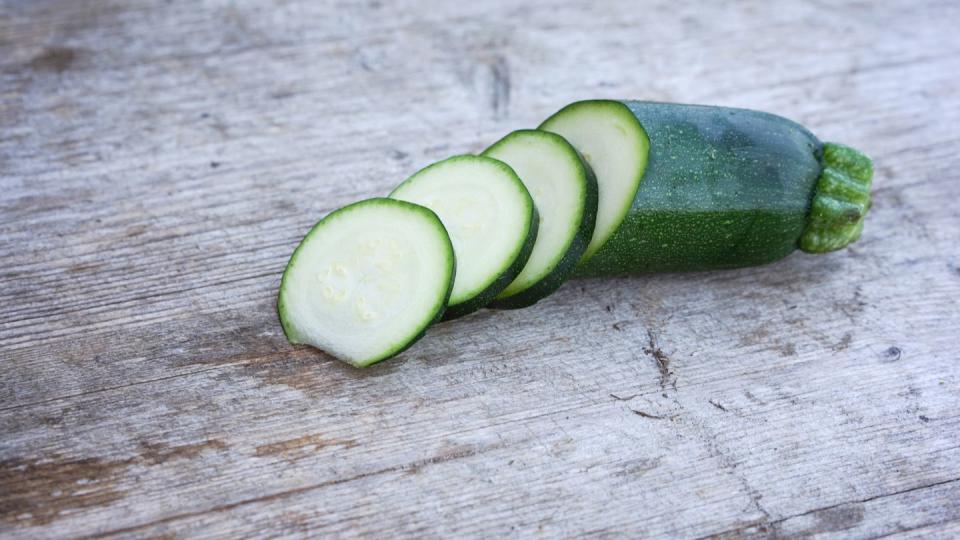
28,47,78,73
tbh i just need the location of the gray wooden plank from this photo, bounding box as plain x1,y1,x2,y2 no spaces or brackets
2,0,959,537
2,0,957,407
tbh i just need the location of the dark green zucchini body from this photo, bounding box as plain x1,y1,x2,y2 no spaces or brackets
577,101,830,276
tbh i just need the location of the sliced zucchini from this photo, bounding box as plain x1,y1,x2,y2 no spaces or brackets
545,101,872,275
277,198,455,367
576,101,825,275
539,100,650,263
390,155,538,319
481,130,598,309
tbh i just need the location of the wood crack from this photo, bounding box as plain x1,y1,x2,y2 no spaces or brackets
643,329,675,390
1,266,280,329
700,476,960,539
0,365,230,413
0,271,277,348
872,516,960,539
83,443,504,539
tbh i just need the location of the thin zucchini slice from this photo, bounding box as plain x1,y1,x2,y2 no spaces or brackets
277,198,455,367
390,155,538,319
482,130,598,309
539,100,650,264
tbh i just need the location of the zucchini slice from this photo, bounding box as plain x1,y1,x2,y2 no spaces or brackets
390,155,538,319
277,198,455,367
482,130,598,309
539,100,650,264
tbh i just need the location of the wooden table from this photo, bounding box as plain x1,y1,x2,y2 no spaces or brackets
2,1,958,537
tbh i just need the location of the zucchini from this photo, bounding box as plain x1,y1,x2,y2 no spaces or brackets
390,155,538,319
277,198,455,367
540,100,873,275
481,130,598,309
277,100,874,368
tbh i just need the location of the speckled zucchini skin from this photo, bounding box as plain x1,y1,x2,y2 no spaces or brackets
575,101,826,276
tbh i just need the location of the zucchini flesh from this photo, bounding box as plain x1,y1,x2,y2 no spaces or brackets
482,130,598,309
277,198,455,367
539,101,649,263
546,100,872,276
390,155,538,319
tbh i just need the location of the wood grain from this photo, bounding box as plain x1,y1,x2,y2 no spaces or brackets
2,0,959,537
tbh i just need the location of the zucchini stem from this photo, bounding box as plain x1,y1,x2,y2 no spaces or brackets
799,143,874,253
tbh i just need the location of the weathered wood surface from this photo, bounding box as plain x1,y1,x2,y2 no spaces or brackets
1,0,959,537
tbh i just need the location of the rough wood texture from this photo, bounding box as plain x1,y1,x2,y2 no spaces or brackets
2,0,958,537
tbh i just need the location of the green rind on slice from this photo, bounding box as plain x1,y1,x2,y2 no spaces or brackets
277,198,455,367
799,143,874,253
389,155,538,319
482,129,598,309
443,204,539,319
539,100,650,265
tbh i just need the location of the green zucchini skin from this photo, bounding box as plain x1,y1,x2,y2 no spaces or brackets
576,101,827,276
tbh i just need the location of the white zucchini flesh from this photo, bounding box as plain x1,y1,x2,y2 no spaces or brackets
540,100,650,262
389,155,536,318
277,198,454,367
482,130,595,304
